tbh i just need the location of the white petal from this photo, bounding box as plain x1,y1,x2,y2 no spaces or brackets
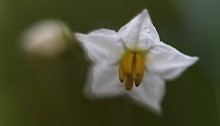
128,72,165,114
84,63,125,98
118,9,160,49
147,42,199,80
75,29,123,63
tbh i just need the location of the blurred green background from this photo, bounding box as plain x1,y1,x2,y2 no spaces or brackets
0,0,219,126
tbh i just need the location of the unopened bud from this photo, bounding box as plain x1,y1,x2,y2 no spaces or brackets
21,19,73,59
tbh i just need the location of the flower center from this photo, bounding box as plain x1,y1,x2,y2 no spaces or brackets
119,52,145,90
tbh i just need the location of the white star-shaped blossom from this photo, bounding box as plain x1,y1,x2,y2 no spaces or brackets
75,9,198,114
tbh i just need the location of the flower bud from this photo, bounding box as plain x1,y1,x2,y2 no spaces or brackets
21,19,73,59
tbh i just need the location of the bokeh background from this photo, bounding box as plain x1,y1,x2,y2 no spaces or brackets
0,0,219,126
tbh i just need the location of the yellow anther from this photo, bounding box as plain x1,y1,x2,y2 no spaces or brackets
125,74,134,90
123,53,134,75
118,51,145,90
134,53,145,87
119,62,125,83
124,53,134,90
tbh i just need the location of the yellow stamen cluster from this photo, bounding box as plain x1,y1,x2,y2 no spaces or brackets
119,52,145,90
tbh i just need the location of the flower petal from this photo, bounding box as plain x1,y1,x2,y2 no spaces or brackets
84,63,125,98
128,72,165,113
75,29,123,63
147,42,199,80
118,9,160,49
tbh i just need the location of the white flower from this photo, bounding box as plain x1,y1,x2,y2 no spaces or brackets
21,19,72,59
75,9,198,113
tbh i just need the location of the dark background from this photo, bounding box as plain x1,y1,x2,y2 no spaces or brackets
0,0,219,126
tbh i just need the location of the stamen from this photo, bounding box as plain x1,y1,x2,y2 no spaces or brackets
118,51,145,90
125,74,134,90
124,53,134,75
124,53,134,90
134,53,145,87
119,62,125,83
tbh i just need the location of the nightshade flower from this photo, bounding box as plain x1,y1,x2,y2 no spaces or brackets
75,9,198,113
